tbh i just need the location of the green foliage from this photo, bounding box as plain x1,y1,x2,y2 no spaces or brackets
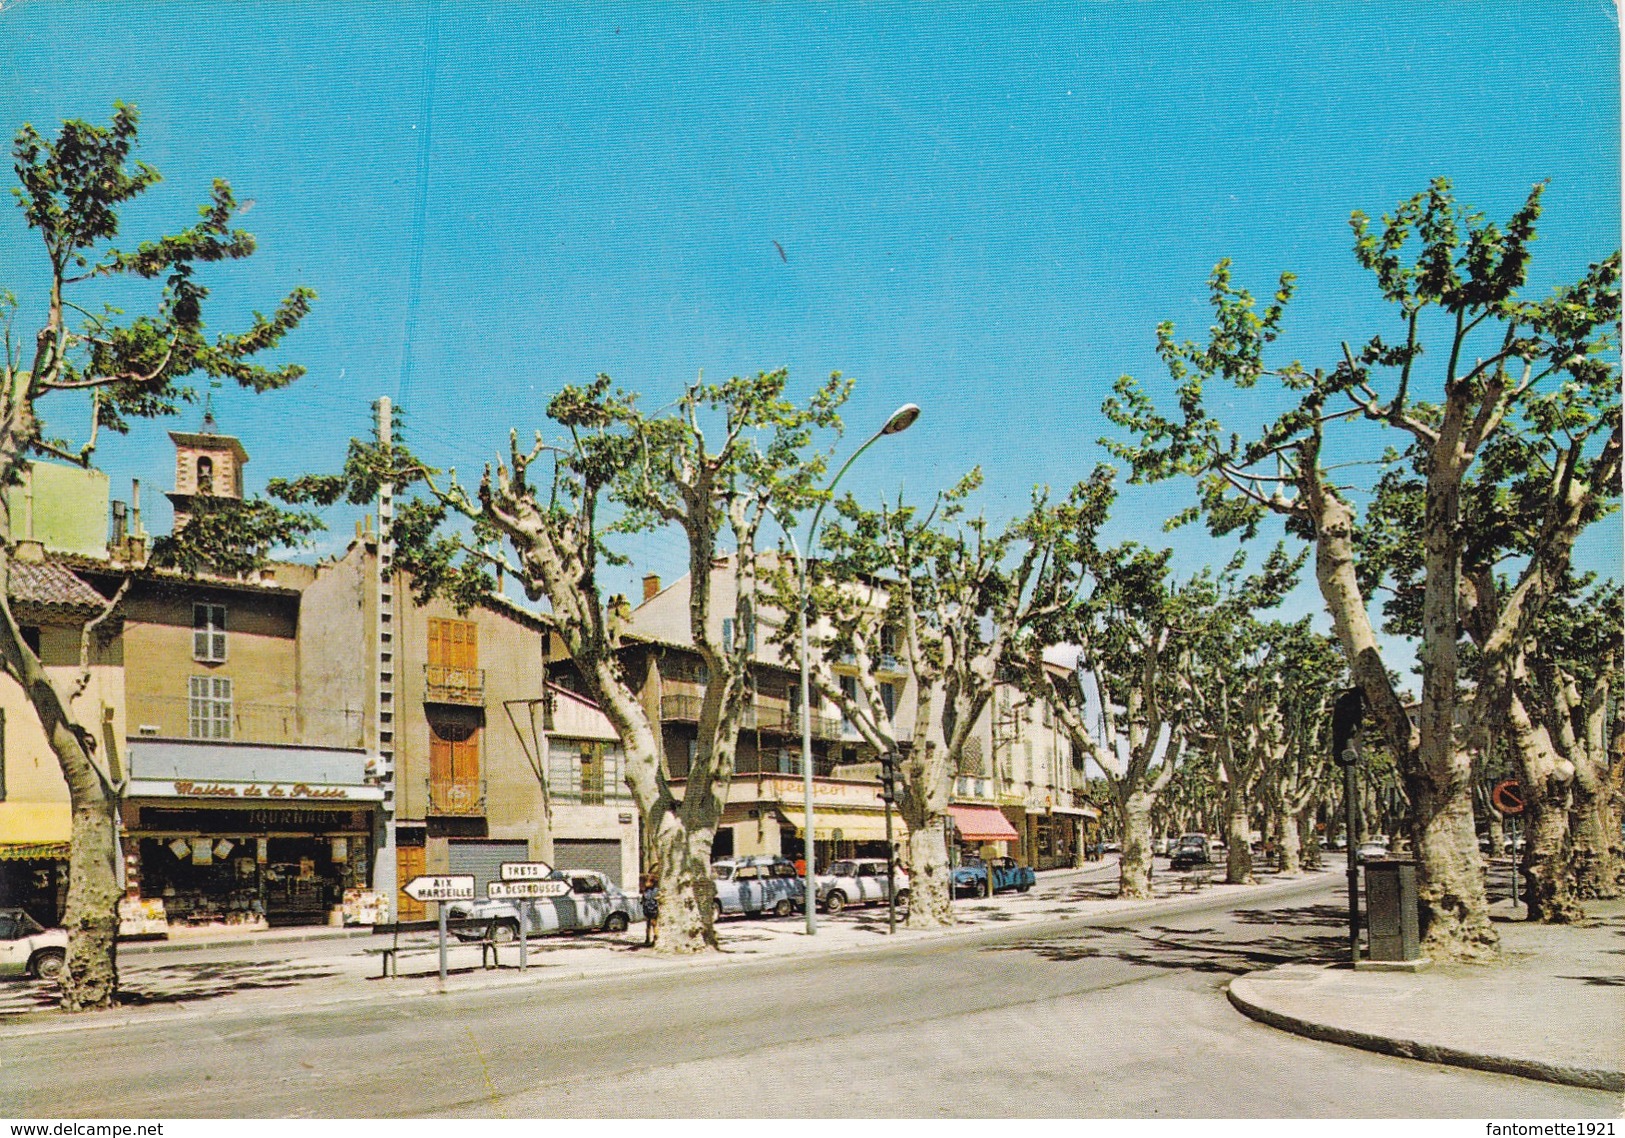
149,497,324,577
7,103,317,577
9,104,315,453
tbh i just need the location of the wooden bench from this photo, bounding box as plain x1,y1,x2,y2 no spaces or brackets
373,916,507,978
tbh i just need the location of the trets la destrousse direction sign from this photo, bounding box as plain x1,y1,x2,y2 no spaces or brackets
488,880,572,900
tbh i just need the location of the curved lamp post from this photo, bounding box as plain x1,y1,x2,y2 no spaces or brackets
790,402,920,934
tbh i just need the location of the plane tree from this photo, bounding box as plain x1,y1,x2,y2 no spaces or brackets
787,468,1109,926
3,105,315,1010
1103,179,1619,961
279,370,847,953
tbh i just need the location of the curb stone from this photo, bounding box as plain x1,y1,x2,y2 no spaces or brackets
1226,975,1625,1094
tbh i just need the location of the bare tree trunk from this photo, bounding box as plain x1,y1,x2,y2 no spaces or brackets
1569,690,1621,900
1117,790,1156,899
1501,682,1583,922
649,813,719,953
1224,783,1255,885
1278,811,1303,875
61,779,121,1012
903,817,953,928
1570,794,1621,900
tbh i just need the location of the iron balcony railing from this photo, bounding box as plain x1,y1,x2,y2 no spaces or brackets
426,776,487,817
424,664,485,705
660,693,857,741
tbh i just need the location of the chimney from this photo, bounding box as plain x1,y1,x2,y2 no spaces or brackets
112,500,128,548
131,479,143,536
642,573,661,603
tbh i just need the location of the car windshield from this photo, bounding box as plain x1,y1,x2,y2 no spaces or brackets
710,866,733,881
12,912,44,936
827,861,856,877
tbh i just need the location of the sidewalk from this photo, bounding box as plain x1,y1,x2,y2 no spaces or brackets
0,858,1324,1034
1228,897,1625,1093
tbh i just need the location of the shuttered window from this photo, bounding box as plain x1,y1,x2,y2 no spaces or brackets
193,605,227,663
427,618,478,669
188,676,232,739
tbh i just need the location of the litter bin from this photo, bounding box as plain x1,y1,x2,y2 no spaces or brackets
1365,858,1421,962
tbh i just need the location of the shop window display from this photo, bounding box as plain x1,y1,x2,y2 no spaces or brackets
136,834,371,928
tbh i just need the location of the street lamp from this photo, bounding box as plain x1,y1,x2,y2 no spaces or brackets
790,402,920,934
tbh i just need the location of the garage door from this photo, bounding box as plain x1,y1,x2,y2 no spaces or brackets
552,839,625,887
448,839,530,901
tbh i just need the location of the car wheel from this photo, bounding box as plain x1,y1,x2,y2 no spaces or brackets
1018,883,1032,893
29,948,65,983
491,919,519,943
894,889,910,910
824,891,846,915
773,897,793,918
604,912,629,933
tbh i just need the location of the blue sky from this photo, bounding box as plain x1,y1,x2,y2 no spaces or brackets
2,2,1619,664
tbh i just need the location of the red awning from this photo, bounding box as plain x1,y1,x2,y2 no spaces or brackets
946,805,1019,842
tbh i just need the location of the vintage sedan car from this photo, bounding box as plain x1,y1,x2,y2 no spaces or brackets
1169,835,1211,869
816,858,910,914
447,869,643,940
1355,839,1392,864
0,907,67,982
950,855,1035,896
710,856,805,918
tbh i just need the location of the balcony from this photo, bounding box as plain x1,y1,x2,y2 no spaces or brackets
426,776,486,816
424,664,485,705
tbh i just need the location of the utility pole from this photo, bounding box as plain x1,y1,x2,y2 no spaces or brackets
373,397,398,920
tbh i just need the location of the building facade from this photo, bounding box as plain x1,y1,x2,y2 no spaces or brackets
301,535,640,921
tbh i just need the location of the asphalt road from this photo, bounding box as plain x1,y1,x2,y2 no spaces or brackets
3,876,1615,1118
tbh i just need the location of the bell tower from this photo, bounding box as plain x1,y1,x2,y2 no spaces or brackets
166,408,249,530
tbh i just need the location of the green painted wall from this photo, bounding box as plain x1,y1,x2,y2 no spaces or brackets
5,462,110,558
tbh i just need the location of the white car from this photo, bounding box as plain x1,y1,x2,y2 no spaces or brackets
0,908,67,982
447,870,642,940
817,858,910,914
710,857,805,918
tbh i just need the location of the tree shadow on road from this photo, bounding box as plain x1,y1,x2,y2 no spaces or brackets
1230,903,1349,929
985,904,1346,976
114,959,343,1006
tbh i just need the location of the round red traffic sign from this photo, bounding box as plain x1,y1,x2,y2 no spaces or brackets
1490,779,1524,817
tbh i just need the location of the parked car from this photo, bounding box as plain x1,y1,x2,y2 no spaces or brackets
447,869,643,940
710,856,805,918
950,855,1035,896
817,858,910,914
0,908,67,982
1169,834,1210,870
1356,839,1391,864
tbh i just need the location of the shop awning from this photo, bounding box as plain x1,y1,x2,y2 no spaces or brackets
787,810,906,842
0,842,70,861
947,804,1019,842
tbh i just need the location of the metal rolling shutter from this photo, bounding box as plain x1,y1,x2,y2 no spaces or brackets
447,839,530,900
552,839,624,887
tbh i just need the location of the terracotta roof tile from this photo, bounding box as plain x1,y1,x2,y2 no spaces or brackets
7,559,107,614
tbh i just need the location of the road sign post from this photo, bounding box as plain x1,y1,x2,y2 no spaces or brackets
1490,780,1524,911
1332,688,1365,966
402,875,475,984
